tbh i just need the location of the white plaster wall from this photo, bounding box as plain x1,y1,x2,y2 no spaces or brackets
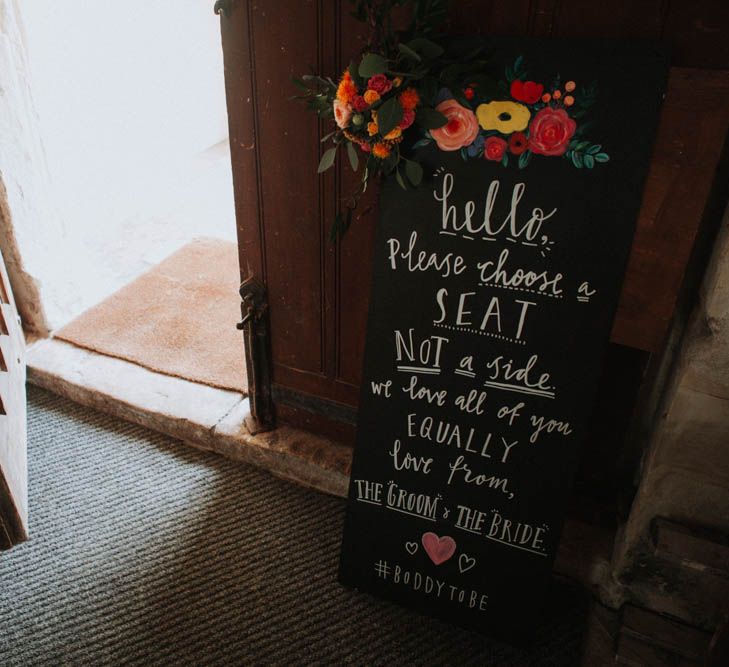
15,0,234,329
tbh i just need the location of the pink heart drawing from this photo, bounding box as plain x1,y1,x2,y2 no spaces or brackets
421,532,457,565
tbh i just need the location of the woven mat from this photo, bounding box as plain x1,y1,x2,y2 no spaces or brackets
56,238,246,393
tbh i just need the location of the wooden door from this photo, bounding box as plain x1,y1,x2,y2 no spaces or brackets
219,0,729,444
0,247,28,549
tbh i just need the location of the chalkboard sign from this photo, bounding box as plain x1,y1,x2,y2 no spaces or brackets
339,40,668,639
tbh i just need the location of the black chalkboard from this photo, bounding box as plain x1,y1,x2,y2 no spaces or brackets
339,39,668,640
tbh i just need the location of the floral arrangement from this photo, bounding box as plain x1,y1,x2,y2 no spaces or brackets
294,2,607,238
418,55,610,170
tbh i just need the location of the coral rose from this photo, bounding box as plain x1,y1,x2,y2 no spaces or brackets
333,100,352,129
510,80,544,104
431,99,479,151
528,107,576,156
484,136,507,161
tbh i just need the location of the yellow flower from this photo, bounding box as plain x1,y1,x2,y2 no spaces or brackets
476,101,530,134
372,142,391,159
384,127,402,140
363,89,380,105
393,76,403,87
367,121,378,136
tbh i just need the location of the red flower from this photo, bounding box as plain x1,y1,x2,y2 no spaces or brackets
367,74,392,95
463,87,475,100
508,131,528,155
510,80,544,105
484,136,507,161
528,107,576,156
352,95,368,112
360,142,371,153
399,109,415,130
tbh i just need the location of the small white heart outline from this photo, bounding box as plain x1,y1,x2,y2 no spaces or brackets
405,541,418,555
458,553,476,573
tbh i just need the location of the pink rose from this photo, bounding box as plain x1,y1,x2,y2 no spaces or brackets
333,99,352,129
528,107,576,156
484,136,507,161
367,74,393,95
430,99,479,151
399,109,415,130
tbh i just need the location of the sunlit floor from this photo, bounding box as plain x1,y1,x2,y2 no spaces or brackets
39,141,236,331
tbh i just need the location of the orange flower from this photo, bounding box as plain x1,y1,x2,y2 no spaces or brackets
565,80,576,92
552,89,562,100
563,95,574,107
372,142,391,159
336,71,357,104
399,88,420,111
363,89,380,105
541,93,551,103
384,127,402,140
367,121,378,136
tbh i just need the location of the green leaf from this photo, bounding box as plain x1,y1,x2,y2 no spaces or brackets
317,147,337,173
571,151,584,169
412,137,432,149
359,53,387,78
377,97,404,137
518,150,532,169
398,43,421,62
416,107,448,129
575,140,590,152
406,38,444,60
404,160,423,186
584,153,595,169
501,153,509,168
587,144,601,155
395,168,407,190
346,141,359,172
594,152,610,163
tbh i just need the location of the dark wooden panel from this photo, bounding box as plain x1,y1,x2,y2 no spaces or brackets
612,68,729,351
663,0,729,70
447,0,531,36
550,0,665,39
221,1,729,424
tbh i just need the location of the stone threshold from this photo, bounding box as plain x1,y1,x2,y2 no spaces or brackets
27,338,351,497
27,337,624,609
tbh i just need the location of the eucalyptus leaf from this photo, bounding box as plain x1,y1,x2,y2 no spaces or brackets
359,53,387,78
406,38,444,59
405,159,423,186
317,147,337,173
416,107,448,129
398,43,421,62
587,144,601,155
395,168,407,190
594,153,610,163
412,137,432,149
346,141,359,172
571,151,584,169
377,97,404,137
584,153,595,169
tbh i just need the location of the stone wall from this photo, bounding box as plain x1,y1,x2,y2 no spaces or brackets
615,208,729,629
